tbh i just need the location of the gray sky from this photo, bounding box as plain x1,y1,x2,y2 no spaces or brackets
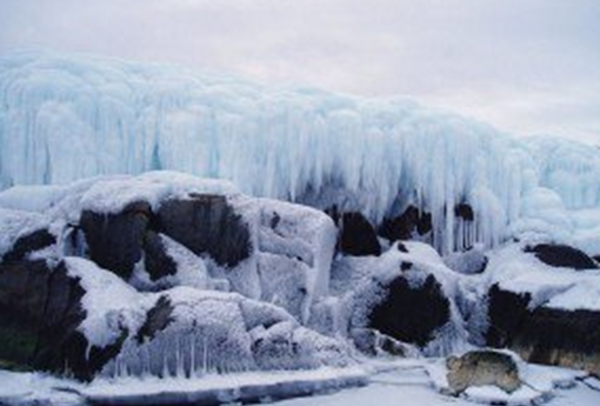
1,0,599,143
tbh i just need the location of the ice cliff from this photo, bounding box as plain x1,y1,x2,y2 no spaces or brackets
1,50,600,254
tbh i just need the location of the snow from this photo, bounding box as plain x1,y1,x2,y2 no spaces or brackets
130,234,210,291
2,358,597,406
64,257,152,350
3,51,600,254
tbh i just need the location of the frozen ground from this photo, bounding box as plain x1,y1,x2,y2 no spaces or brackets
1,360,599,406
280,362,600,406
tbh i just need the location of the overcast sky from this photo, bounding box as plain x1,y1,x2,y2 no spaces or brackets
1,0,599,143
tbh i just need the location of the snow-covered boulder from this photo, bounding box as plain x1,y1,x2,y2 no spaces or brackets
338,242,467,355
486,243,600,376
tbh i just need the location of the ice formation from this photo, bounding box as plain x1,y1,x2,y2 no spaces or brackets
2,51,600,255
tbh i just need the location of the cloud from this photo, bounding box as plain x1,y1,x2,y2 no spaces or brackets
0,0,599,143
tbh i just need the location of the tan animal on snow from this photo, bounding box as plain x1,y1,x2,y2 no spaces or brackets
446,350,521,395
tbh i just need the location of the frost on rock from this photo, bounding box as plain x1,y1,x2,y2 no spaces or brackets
0,172,346,381
336,242,468,356
101,287,351,378
3,51,600,255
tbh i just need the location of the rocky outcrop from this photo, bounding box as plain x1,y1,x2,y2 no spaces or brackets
0,259,124,380
379,205,432,242
157,194,252,268
446,350,521,394
487,284,600,377
339,212,381,256
348,258,452,349
525,243,598,270
80,201,152,279
80,194,253,283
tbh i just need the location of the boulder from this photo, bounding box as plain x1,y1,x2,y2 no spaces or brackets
339,212,381,256
348,258,452,349
446,350,521,394
525,243,598,270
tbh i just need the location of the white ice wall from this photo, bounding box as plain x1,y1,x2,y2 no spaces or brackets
1,51,600,254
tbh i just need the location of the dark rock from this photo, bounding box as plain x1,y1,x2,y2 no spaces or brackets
487,284,600,376
2,229,56,262
339,212,381,256
487,284,531,348
136,296,175,344
416,211,433,235
143,231,177,281
397,242,409,253
80,201,152,279
454,203,475,222
525,243,598,270
324,205,341,226
446,350,521,394
0,260,126,381
367,274,450,347
156,194,251,268
379,205,432,242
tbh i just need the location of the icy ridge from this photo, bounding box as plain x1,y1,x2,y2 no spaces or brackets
1,51,600,254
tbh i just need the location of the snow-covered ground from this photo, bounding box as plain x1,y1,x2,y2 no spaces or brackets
281,365,600,406
1,360,598,406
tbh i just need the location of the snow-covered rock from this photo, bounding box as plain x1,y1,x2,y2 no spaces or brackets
485,243,600,376
336,242,468,355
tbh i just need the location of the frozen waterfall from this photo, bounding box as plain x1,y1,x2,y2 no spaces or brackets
1,50,600,254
